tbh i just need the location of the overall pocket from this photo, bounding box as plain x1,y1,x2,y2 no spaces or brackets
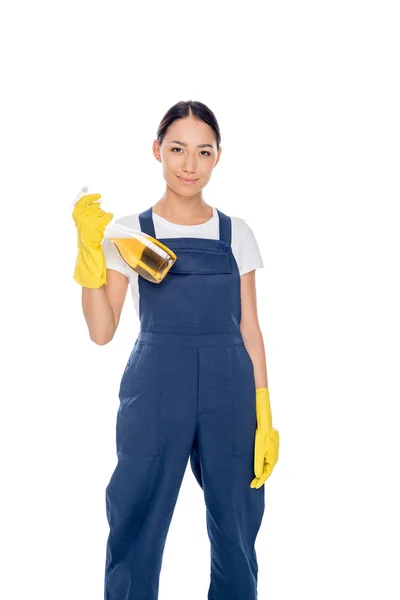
118,341,145,395
117,344,160,457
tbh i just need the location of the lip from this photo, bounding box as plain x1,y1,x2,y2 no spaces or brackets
177,176,199,184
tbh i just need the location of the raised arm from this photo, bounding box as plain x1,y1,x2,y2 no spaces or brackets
81,271,129,345
72,192,129,345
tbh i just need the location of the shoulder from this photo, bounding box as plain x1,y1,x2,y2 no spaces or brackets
228,214,255,245
226,212,264,275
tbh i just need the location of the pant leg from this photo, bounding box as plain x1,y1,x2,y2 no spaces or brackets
190,344,265,600
104,343,198,600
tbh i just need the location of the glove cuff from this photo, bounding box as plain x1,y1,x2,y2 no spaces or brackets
73,245,107,288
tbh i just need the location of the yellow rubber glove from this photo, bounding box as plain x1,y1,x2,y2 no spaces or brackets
250,387,280,489
72,193,114,289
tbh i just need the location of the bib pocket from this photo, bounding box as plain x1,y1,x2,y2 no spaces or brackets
167,245,232,275
152,243,234,329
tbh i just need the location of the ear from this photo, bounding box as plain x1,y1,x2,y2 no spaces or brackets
214,146,222,167
152,140,162,162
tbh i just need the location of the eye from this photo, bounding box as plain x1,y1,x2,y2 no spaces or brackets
171,147,211,156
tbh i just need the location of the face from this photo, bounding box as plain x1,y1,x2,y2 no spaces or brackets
152,116,222,196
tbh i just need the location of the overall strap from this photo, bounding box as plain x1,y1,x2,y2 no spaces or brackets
138,207,156,238
217,209,232,245
139,206,232,245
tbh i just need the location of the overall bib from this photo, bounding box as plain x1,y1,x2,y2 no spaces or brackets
104,207,265,600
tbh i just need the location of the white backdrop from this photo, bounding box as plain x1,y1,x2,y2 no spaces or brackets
1,1,399,599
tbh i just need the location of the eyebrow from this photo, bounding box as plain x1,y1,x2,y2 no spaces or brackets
168,140,214,149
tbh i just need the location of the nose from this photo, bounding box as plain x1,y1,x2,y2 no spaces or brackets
182,153,197,174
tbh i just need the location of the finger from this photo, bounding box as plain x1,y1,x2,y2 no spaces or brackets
251,457,266,488
255,432,269,477
250,476,260,488
254,435,264,478
73,203,111,226
250,453,278,488
74,193,101,210
95,212,114,233
102,212,114,227
72,194,101,219
250,472,266,489
82,193,101,204
257,463,272,488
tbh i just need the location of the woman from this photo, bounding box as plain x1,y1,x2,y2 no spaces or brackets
72,100,279,600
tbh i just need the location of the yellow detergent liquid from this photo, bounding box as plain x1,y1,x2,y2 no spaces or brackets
108,235,177,284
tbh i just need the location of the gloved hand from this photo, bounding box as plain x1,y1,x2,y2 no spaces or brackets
72,193,114,288
250,387,280,489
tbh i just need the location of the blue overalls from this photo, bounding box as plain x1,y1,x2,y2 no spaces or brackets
104,207,265,600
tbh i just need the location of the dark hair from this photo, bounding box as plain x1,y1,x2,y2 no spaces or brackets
156,100,221,151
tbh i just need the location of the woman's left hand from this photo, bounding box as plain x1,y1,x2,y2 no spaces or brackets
250,387,280,489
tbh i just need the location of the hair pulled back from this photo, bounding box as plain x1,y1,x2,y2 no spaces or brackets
156,100,221,150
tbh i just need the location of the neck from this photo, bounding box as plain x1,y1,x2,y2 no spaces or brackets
153,189,213,225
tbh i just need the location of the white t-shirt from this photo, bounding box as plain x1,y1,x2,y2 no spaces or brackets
102,206,264,318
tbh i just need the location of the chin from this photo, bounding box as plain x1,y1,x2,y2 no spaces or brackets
169,181,202,195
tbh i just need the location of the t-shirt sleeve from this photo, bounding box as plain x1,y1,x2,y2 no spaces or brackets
101,236,130,280
239,221,264,276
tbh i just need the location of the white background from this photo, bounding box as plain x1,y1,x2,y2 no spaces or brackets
1,1,399,598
